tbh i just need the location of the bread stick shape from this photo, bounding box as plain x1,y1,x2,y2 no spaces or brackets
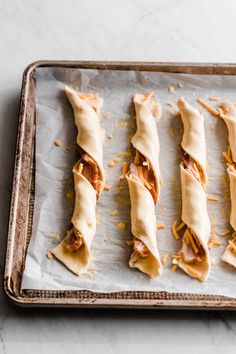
126,92,162,278
51,87,104,275
176,97,211,281
219,101,236,268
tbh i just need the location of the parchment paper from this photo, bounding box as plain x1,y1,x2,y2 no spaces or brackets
22,67,236,297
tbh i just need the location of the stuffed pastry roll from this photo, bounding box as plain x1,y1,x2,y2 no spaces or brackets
176,97,211,281
51,87,104,275
219,101,236,268
126,92,162,278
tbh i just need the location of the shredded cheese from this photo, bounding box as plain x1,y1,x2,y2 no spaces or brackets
126,240,134,246
78,163,84,174
229,239,236,254
162,254,169,265
209,96,220,102
208,234,222,248
222,151,233,165
186,230,199,254
54,139,62,147
120,161,128,179
156,223,166,230
104,184,112,191
171,264,178,272
176,221,185,232
47,252,53,260
196,98,219,117
171,254,181,260
221,229,231,236
207,196,219,202
171,220,180,240
113,157,121,163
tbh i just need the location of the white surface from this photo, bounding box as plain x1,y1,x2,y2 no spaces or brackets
23,68,236,298
1,0,236,353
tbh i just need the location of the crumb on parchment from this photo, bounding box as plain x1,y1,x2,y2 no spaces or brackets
168,85,175,93
47,252,53,259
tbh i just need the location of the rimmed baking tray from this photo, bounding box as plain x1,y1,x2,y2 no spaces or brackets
4,60,236,309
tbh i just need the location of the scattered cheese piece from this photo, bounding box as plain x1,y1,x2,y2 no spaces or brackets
221,229,231,236
171,254,181,260
117,222,126,230
229,239,236,254
186,230,198,254
178,82,183,88
64,147,70,153
176,221,185,232
171,220,180,240
54,139,62,147
107,134,113,139
196,98,219,117
168,85,175,93
172,258,179,265
209,96,220,102
111,209,118,216
120,161,128,179
208,234,222,248
156,223,166,230
104,184,112,191
171,264,178,272
162,254,169,265
207,196,219,202
113,157,121,163
127,240,134,246
222,151,233,165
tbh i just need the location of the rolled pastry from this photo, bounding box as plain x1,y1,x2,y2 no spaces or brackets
51,87,104,275
126,92,162,278
219,101,236,268
176,97,211,281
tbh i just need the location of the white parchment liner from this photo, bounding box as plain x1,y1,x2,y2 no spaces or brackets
22,67,236,297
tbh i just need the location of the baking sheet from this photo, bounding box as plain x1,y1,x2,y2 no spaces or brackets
21,67,236,297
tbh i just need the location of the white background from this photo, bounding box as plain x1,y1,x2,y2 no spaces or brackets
1,0,236,353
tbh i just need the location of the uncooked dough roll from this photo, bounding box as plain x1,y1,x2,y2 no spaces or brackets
176,97,211,281
51,87,104,275
126,92,162,278
219,100,236,268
